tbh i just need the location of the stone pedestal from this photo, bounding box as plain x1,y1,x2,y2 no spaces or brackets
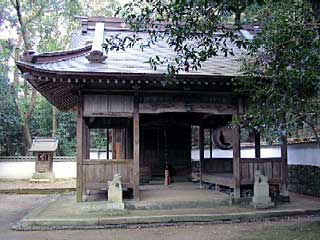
30,172,55,183
107,174,124,210
251,171,275,209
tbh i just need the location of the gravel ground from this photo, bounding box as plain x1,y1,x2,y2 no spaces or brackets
0,179,76,190
0,194,320,240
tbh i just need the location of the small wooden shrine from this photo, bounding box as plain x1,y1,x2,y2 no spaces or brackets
29,137,58,182
17,17,289,201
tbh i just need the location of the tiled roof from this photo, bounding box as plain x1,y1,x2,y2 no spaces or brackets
19,32,245,77
29,137,58,152
16,17,251,111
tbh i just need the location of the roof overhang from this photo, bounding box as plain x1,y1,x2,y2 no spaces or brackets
16,18,246,111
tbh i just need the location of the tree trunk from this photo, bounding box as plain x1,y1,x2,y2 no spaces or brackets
12,0,31,50
52,106,57,137
22,120,32,154
10,0,38,154
235,10,241,28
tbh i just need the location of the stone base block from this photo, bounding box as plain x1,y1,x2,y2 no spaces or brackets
80,202,126,212
106,203,125,210
30,172,55,182
251,197,275,209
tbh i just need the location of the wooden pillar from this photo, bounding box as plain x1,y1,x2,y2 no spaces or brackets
111,129,117,159
112,129,126,159
199,126,204,188
106,128,109,159
164,128,168,163
76,102,84,202
84,125,90,159
126,122,133,159
209,128,213,160
254,130,261,159
232,119,241,198
280,135,289,198
133,98,140,200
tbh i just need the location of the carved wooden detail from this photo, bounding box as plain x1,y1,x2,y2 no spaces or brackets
139,102,236,114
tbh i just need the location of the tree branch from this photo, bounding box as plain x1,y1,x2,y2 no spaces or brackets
305,119,320,144
9,0,16,8
13,0,31,50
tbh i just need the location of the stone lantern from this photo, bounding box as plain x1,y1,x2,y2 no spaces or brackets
29,137,58,182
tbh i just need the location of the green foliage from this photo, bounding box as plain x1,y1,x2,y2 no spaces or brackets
29,96,52,137
55,111,76,156
0,0,83,155
0,38,23,155
90,129,109,150
36,0,83,52
239,0,320,140
105,0,248,77
0,0,126,156
0,77,23,155
0,39,12,74
81,0,121,17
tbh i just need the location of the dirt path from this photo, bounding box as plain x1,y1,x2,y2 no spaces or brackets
0,179,76,190
0,194,319,240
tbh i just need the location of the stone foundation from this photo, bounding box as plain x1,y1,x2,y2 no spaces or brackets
31,172,55,182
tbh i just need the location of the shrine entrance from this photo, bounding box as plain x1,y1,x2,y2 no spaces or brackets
140,123,191,183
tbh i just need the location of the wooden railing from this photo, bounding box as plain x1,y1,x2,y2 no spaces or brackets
82,159,133,190
203,158,233,173
240,157,282,185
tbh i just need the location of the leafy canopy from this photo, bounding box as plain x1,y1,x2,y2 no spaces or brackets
105,0,254,76
239,0,320,139
111,0,320,140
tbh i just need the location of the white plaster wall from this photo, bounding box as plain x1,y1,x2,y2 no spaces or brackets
0,162,76,179
53,162,76,178
192,147,281,160
89,151,111,159
0,162,35,179
0,143,319,179
192,143,320,167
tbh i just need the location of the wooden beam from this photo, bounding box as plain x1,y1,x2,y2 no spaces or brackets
133,97,140,200
280,135,289,198
232,119,241,198
76,100,84,202
210,128,213,160
81,89,234,96
84,112,134,118
199,126,204,188
254,130,261,159
82,159,133,165
86,22,107,63
240,157,282,163
139,102,236,115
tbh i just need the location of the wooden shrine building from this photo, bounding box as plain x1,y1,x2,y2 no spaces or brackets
16,17,289,202
29,137,58,182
